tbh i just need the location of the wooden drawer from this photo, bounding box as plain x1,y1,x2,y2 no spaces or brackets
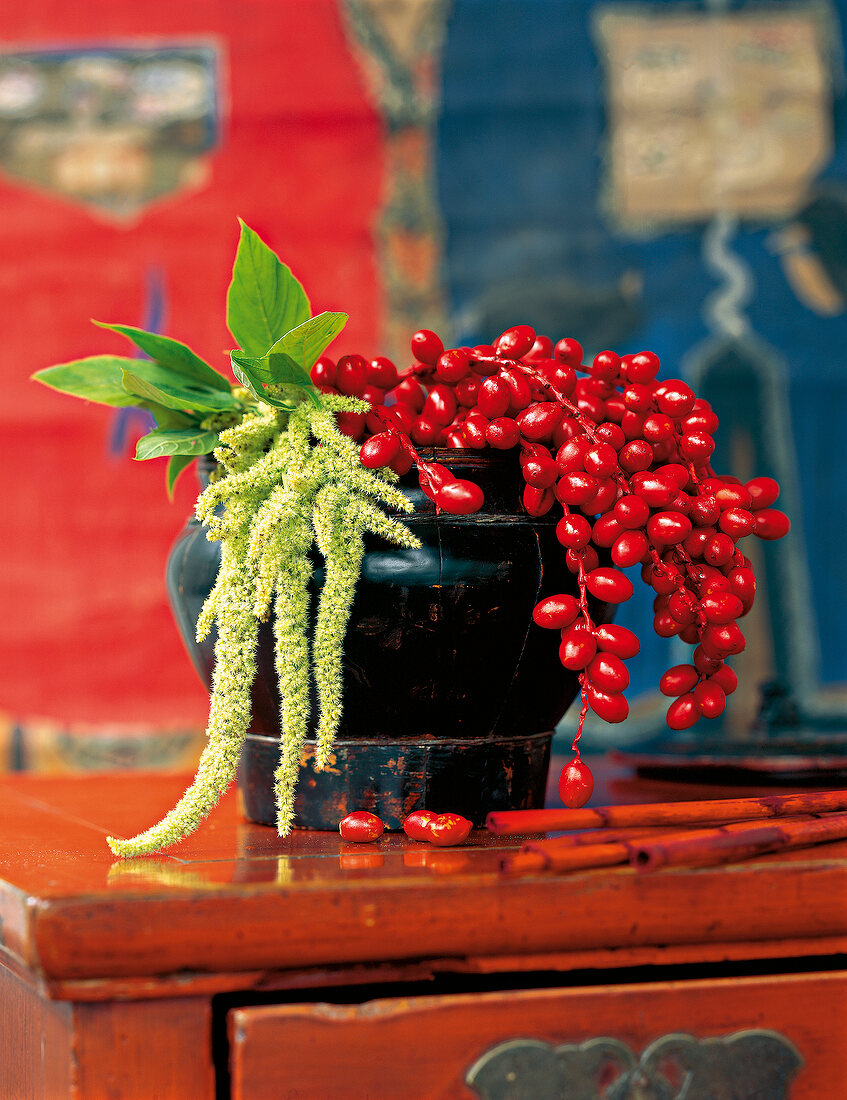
229,970,846,1099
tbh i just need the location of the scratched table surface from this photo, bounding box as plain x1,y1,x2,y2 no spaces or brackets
1,755,845,997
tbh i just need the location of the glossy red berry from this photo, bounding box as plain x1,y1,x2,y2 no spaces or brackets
336,354,368,397
359,432,401,470
427,813,473,847
310,355,336,388
436,348,471,384
403,809,437,842
745,476,780,510
753,508,790,540
587,652,630,693
339,810,384,842
556,513,592,550
559,622,597,670
612,530,649,568
625,351,660,383
666,694,700,730
558,758,594,808
410,329,444,366
532,594,580,630
693,680,727,718
555,337,583,366
367,356,399,390
593,624,640,659
585,568,634,604
496,325,536,360
436,480,484,515
660,664,699,697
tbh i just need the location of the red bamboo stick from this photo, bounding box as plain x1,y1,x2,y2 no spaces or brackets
486,789,847,836
632,811,847,872
499,813,845,875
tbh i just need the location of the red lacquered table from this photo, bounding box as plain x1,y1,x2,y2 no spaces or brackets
1,757,845,1099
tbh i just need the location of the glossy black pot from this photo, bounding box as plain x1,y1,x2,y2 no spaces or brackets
166,449,609,829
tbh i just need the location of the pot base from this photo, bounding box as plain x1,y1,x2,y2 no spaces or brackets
239,730,553,830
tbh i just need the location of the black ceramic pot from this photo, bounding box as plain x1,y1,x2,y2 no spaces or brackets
166,449,610,829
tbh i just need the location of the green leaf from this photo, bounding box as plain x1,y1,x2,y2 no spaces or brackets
229,352,297,409
93,321,231,392
266,311,348,373
166,454,195,499
32,356,142,407
150,405,199,431
121,359,238,413
135,428,219,461
226,220,311,356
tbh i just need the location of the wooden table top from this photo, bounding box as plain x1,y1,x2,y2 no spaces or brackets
1,757,845,1001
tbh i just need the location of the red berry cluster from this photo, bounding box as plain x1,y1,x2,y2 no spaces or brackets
311,325,790,809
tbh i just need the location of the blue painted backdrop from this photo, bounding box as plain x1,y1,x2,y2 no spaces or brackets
435,0,847,735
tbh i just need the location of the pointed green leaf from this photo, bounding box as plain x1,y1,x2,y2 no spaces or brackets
226,220,311,356
93,321,231,392
121,359,238,413
166,454,195,498
150,405,199,431
32,356,142,407
266,311,348,373
229,352,297,409
135,428,219,461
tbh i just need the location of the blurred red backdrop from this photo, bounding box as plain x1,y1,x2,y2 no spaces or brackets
3,1,384,733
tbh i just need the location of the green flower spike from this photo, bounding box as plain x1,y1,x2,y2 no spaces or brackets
108,397,420,857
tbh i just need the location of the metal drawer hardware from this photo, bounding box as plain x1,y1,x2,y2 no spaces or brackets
466,1029,802,1099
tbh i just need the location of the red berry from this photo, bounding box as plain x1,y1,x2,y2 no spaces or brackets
693,680,727,718
586,686,630,723
642,413,675,443
516,402,563,441
523,448,558,489
485,417,521,449
700,592,744,623
660,664,699,697
410,329,444,366
310,355,336,387
339,810,384,842
646,511,692,546
477,376,511,419
522,484,555,516
618,439,653,472
593,624,640,659
587,652,630,693
559,622,597,670
679,431,715,461
719,507,755,539
753,508,790,540
367,356,399,390
614,495,650,530
566,546,599,574
592,512,624,549
533,594,581,630
393,377,426,412
556,513,592,550
436,480,484,515
410,416,441,446
703,533,736,567
501,368,533,411
496,325,536,360
709,664,738,695
585,568,634,604
436,348,471,384
666,694,700,730
555,337,583,366
403,809,437,842
359,432,401,470
612,530,649,568
630,472,677,509
625,351,660,383
583,442,618,477
746,476,780,510
557,472,598,506
656,380,695,419
558,759,594,808
336,354,368,397
427,813,473,847
591,350,621,381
